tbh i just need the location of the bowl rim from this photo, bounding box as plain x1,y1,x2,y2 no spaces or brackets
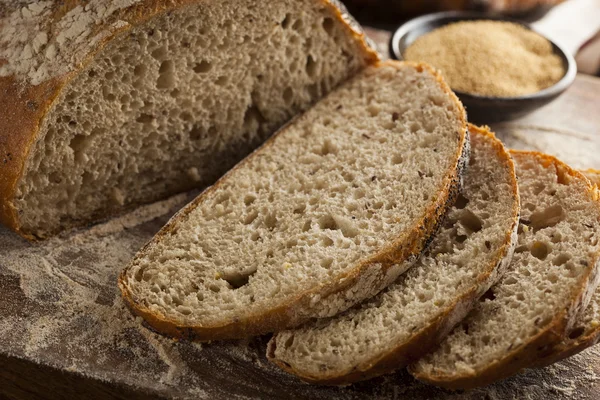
389,11,577,102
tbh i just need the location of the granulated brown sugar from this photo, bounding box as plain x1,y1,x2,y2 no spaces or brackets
405,20,565,97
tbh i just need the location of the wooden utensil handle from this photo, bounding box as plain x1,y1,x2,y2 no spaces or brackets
531,0,600,54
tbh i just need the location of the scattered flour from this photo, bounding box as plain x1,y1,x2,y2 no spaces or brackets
0,0,141,85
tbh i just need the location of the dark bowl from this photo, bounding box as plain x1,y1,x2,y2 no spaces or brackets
389,11,577,123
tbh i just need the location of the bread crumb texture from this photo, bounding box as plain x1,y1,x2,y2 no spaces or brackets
8,0,375,237
412,152,600,386
120,62,466,335
268,126,518,383
405,21,565,97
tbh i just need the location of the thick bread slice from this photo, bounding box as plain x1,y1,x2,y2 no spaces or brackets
0,0,378,239
410,152,600,390
119,61,469,341
267,125,519,385
529,169,600,368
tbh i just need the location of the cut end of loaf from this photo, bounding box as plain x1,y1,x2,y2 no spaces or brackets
119,61,468,340
9,0,377,238
411,151,600,390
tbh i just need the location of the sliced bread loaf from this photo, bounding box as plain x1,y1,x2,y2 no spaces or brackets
266,125,519,384
119,61,469,341
529,169,600,368
410,152,600,390
0,0,378,239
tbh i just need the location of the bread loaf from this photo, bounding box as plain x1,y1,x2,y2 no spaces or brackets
119,61,469,341
410,152,600,389
0,0,377,239
267,125,519,384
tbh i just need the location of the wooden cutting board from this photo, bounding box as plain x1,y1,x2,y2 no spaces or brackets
2,28,600,400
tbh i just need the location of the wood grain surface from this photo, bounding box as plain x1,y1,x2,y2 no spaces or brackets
1,28,600,400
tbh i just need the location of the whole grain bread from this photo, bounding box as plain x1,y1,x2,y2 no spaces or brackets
0,0,378,239
410,152,600,390
119,61,469,341
267,125,519,385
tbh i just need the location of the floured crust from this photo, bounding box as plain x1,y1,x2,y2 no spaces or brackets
0,0,379,240
409,151,600,390
118,60,469,341
266,125,520,385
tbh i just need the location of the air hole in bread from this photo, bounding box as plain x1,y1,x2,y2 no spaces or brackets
481,288,496,302
320,258,334,269
321,236,334,247
136,113,154,124
318,215,338,231
313,139,337,156
322,17,334,35
283,87,294,104
292,18,303,31
193,60,212,73
391,153,403,165
530,205,565,231
243,210,258,225
264,212,277,229
221,269,257,289
530,241,551,260
215,76,228,86
69,134,91,163
455,234,468,244
179,111,192,122
552,253,571,266
157,61,175,89
458,209,483,233
453,194,469,210
547,273,559,283
243,194,256,206
151,45,168,61
569,326,586,340
306,55,317,78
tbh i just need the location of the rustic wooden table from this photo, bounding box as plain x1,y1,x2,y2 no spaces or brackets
1,29,599,400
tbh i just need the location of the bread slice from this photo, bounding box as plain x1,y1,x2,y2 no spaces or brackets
119,61,469,341
0,0,378,239
528,169,600,368
410,152,600,390
266,125,519,384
